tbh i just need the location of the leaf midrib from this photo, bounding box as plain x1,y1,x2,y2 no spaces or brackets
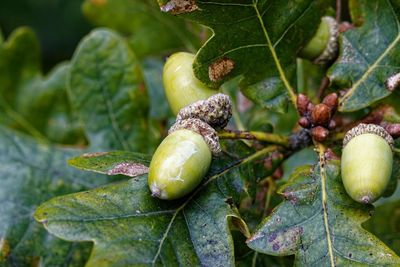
94,53,131,151
317,143,335,267
340,0,400,107
252,0,297,107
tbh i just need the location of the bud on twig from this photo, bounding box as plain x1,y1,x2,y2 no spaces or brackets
298,117,311,128
322,93,338,111
339,22,354,33
297,94,310,116
311,104,331,126
311,126,329,142
272,167,283,180
307,102,315,114
328,119,337,130
383,123,400,138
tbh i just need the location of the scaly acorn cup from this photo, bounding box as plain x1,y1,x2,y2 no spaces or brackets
163,52,218,115
148,118,220,200
177,93,232,130
341,124,394,204
299,16,339,64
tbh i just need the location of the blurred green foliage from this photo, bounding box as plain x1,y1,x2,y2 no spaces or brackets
0,0,91,71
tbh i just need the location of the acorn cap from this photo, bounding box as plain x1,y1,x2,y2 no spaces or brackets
176,93,232,130
169,118,221,156
314,16,339,64
343,123,394,149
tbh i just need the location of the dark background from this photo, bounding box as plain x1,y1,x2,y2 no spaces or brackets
0,0,91,72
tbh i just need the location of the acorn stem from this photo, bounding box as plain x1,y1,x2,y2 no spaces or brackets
218,130,290,147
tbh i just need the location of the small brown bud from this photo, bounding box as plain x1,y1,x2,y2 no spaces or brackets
324,148,340,160
307,102,315,114
328,119,336,130
311,104,331,126
322,93,338,111
311,126,329,142
384,123,400,138
297,94,310,116
272,167,283,180
298,117,311,128
339,22,354,33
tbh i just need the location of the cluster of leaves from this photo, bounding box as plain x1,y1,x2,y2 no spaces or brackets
1,0,400,266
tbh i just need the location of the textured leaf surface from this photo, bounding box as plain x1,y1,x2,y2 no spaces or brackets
329,0,400,112
35,144,277,267
364,201,400,255
160,0,328,110
0,126,117,266
142,57,172,120
68,150,150,177
0,27,83,144
82,0,200,58
68,29,153,152
247,148,400,266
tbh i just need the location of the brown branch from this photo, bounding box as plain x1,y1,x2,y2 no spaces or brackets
317,76,330,100
336,0,342,22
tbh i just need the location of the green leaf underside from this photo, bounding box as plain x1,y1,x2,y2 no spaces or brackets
329,0,400,112
247,158,400,266
0,126,117,266
35,145,277,267
163,0,328,110
68,150,150,176
68,29,151,153
82,0,200,58
0,27,83,144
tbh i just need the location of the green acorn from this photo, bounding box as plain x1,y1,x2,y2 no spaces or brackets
148,118,220,200
299,16,339,64
341,124,393,204
163,52,218,115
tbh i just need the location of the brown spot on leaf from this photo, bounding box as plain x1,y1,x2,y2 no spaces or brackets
82,152,108,158
160,0,198,15
107,163,149,177
385,73,400,92
0,238,10,261
208,58,235,82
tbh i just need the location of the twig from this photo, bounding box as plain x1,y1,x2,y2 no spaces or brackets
336,0,342,22
218,130,290,147
317,76,330,100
